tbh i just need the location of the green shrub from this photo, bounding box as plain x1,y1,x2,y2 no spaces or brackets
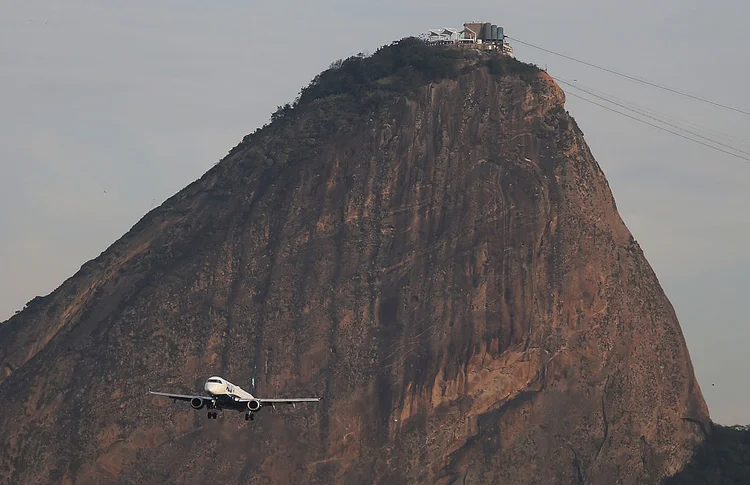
485,55,541,81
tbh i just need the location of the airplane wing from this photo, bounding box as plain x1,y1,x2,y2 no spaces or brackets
149,391,210,402
256,397,321,404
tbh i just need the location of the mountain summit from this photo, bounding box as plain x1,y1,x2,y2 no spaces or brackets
0,38,709,484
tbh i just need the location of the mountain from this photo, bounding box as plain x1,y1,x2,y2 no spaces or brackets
0,38,710,484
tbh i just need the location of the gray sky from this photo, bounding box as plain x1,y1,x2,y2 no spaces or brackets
1,0,748,424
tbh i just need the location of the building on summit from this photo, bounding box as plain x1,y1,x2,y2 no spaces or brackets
421,21,514,57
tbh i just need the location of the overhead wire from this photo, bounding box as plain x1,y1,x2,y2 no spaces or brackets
562,90,750,164
554,77,750,158
506,36,750,117
501,36,750,162
555,78,750,150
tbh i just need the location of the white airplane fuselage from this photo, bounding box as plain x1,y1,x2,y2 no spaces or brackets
204,376,253,401
201,376,264,414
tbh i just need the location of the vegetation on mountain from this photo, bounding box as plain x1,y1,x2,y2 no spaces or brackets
666,423,750,484
257,37,540,133
226,37,544,173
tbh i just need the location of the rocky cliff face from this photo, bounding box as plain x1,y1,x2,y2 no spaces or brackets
0,40,709,485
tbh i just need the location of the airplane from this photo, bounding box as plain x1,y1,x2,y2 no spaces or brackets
149,376,320,421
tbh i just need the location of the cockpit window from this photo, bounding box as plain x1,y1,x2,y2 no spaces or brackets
207,379,222,383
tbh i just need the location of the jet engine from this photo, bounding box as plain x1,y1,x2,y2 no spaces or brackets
191,397,205,410
247,400,261,411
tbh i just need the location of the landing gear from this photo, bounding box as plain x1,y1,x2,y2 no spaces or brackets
207,411,218,419
245,413,254,421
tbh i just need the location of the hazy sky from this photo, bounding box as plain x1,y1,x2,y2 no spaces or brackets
2,0,748,424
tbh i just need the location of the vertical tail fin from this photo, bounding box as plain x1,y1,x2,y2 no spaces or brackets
249,364,257,394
